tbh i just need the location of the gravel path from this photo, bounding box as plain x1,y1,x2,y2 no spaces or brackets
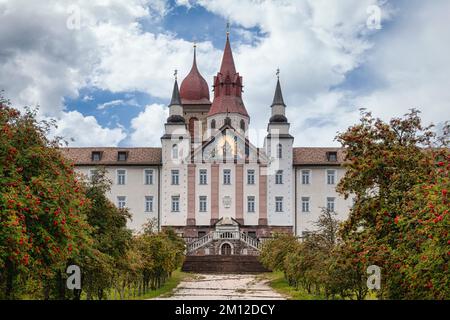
154,274,286,300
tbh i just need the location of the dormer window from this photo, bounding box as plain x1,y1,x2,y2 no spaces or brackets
91,151,101,161
118,151,128,161
327,151,337,162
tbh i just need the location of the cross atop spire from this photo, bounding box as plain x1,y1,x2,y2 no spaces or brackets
219,28,236,75
272,75,286,107
174,69,178,81
169,76,181,106
226,20,230,37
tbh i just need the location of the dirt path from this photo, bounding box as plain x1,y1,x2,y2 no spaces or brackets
154,274,286,300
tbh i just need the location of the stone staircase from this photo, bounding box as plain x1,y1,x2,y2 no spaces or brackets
182,255,270,273
186,230,262,254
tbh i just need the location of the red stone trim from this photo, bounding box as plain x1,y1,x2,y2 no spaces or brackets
259,165,267,225
187,164,196,225
235,164,244,223
211,163,219,224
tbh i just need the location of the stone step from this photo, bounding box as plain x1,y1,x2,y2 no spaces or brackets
182,255,270,273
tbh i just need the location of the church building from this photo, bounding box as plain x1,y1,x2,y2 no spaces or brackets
62,32,352,260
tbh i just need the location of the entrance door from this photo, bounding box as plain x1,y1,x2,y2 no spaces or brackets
221,243,232,255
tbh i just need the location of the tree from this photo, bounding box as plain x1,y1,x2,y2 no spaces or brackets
0,97,91,299
336,109,449,299
79,168,132,300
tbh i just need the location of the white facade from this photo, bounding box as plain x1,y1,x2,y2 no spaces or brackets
76,166,160,231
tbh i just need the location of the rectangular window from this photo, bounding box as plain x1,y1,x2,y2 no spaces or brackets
171,170,179,185
144,169,154,185
327,170,336,185
275,197,283,212
223,169,231,185
199,196,207,212
171,196,180,212
247,169,255,185
327,197,335,212
91,151,101,161
118,151,127,161
145,196,153,212
327,151,338,162
117,169,126,185
275,170,283,184
199,169,207,185
247,196,255,213
89,169,99,181
302,197,310,213
301,170,310,185
117,196,126,209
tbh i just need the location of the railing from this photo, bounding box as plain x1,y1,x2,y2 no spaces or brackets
186,230,262,253
239,232,261,251
186,232,214,252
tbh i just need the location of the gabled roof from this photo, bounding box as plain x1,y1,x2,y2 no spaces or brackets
61,147,162,166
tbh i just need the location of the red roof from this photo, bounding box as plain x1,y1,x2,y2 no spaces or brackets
208,35,249,118
219,35,236,75
293,147,346,165
60,147,162,165
179,46,210,104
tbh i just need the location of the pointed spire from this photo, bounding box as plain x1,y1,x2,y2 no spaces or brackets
272,73,286,107
193,42,197,67
219,24,236,75
170,72,181,106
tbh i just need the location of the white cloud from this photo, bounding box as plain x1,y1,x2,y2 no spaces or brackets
48,110,126,147
129,104,168,146
97,98,139,110
351,1,450,127
1,0,448,149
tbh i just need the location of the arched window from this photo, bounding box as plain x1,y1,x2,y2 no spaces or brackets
189,117,198,140
277,143,282,159
172,144,178,159
225,117,231,126
240,119,245,131
211,119,216,129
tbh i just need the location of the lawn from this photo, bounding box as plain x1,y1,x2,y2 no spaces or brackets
261,271,325,300
137,269,189,300
262,271,379,300
103,269,189,300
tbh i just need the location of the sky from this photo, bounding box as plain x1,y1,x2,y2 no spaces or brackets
0,0,449,147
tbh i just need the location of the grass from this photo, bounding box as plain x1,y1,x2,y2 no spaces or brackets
102,269,189,300
136,269,189,300
262,271,380,300
261,271,325,300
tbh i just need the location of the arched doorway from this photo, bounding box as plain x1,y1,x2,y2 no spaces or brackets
220,243,232,255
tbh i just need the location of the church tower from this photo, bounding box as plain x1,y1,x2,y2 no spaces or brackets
206,31,249,138
161,75,190,228
264,72,294,227
179,44,211,144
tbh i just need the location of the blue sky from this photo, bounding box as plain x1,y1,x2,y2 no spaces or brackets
1,0,449,147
